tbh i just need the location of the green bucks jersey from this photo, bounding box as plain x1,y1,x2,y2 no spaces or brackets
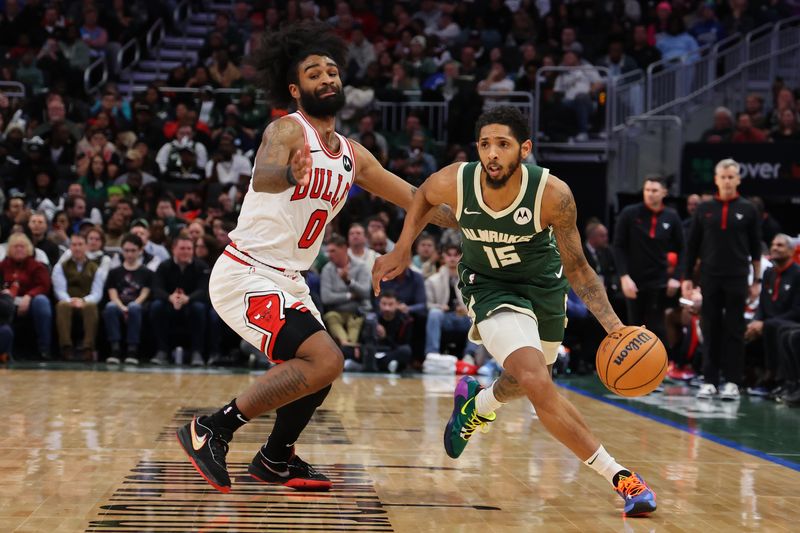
456,161,567,289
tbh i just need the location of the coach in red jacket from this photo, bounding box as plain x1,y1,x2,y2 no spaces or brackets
0,233,53,359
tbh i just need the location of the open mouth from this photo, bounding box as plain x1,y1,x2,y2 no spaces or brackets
487,164,502,177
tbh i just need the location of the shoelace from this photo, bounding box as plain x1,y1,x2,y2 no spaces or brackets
290,455,319,475
462,412,492,439
209,437,230,467
616,475,646,498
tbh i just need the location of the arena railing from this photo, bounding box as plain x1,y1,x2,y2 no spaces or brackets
609,69,645,131
83,56,108,96
609,115,683,199
0,81,25,99
117,37,141,86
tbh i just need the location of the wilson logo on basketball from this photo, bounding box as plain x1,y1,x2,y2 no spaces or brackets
612,331,652,366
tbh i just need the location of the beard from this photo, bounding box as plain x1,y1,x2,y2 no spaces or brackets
481,153,521,190
299,85,346,118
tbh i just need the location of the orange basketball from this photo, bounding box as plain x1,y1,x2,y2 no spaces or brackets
596,325,667,397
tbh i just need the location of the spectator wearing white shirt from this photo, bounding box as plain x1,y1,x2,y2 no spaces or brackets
155,124,209,175
206,129,251,186
347,25,376,80
554,50,604,141
347,223,380,272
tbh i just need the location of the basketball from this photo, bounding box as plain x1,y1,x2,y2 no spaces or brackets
596,326,668,397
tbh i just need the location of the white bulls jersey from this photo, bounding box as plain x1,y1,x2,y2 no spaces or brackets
228,111,357,271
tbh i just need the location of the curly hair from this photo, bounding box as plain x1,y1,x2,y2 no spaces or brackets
254,21,348,108
475,106,531,143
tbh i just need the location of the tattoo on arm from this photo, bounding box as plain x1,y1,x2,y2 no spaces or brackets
409,183,459,228
252,119,300,193
247,365,311,411
552,185,624,333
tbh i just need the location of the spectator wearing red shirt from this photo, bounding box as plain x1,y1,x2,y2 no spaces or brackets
0,233,53,359
732,112,768,143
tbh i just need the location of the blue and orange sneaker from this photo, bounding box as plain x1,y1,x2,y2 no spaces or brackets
444,376,496,459
615,472,657,516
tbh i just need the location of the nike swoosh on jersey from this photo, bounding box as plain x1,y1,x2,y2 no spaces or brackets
190,418,208,451
309,149,323,153
555,265,564,278
463,209,482,215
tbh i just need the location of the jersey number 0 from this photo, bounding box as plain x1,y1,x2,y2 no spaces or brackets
298,209,328,249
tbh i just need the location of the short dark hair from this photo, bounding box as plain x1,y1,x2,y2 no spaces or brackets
441,243,462,255
253,21,348,107
475,106,530,143
643,174,667,188
379,290,398,301
121,233,143,249
326,233,348,248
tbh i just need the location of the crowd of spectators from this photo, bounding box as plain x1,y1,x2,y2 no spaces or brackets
0,1,799,405
700,82,800,143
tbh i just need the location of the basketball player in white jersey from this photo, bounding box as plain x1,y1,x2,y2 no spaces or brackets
177,22,454,493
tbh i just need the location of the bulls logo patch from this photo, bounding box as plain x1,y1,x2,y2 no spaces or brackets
514,207,532,225
244,291,287,357
343,154,353,172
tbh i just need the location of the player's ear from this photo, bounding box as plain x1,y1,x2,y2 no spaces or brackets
288,83,300,100
520,139,533,158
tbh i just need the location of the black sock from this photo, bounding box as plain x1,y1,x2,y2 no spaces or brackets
612,469,633,487
207,399,250,436
263,385,331,462
111,342,121,354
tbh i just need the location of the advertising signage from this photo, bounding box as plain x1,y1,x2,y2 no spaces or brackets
681,142,800,197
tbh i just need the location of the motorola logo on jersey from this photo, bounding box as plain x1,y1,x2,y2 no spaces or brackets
514,207,532,225
290,167,352,207
343,154,353,172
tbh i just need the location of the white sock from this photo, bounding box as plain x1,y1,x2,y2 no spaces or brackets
475,382,504,415
584,445,629,486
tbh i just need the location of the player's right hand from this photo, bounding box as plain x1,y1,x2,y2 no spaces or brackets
372,250,411,295
290,143,313,186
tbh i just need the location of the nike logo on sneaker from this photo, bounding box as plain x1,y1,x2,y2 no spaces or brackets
261,458,290,478
190,419,208,451
463,208,481,215
460,397,475,416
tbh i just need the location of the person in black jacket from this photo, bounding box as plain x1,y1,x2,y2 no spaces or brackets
372,291,412,373
149,235,216,366
682,159,762,400
613,176,684,342
582,220,625,334
745,234,800,398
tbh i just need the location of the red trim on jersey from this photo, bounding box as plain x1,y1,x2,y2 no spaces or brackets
227,243,286,272
297,111,343,159
222,250,251,267
345,137,358,181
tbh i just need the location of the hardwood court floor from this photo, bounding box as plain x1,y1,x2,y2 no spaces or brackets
2,365,800,532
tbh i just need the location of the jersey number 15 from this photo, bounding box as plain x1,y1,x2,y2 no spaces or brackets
482,245,521,268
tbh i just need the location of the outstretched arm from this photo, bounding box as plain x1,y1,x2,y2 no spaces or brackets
544,176,624,333
251,117,312,193
351,140,457,228
371,163,460,294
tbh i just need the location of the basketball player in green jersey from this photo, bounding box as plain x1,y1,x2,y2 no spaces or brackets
373,107,656,516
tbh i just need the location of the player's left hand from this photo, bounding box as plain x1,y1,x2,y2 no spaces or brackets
290,143,313,186
372,249,411,295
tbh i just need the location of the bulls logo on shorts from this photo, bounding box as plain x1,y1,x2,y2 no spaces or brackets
244,291,289,358
243,290,316,362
